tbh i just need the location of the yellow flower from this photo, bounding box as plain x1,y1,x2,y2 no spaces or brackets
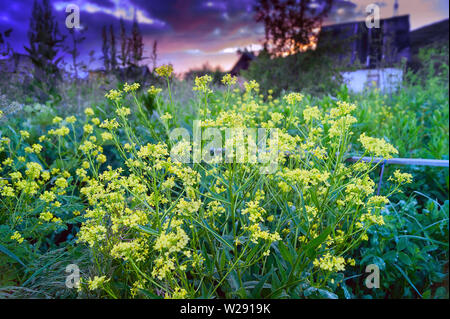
87,276,109,290
52,116,63,124
39,191,56,203
55,177,68,189
11,231,24,243
303,106,321,123
115,107,131,117
65,116,77,124
243,80,259,94
91,117,100,126
160,112,172,121
123,82,140,93
101,132,113,141
221,74,237,86
193,75,213,94
84,107,94,116
25,162,43,180
39,211,54,222
105,89,122,101
155,64,173,77
283,92,303,105
165,287,188,299
49,126,70,136
148,85,162,95
97,154,107,163
20,130,30,139
359,133,398,159
313,253,346,272
389,169,413,184
83,124,93,134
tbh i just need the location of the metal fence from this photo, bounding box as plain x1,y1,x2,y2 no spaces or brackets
345,156,449,195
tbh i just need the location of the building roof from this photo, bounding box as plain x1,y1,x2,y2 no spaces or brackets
410,18,449,54
230,51,255,75
317,14,411,68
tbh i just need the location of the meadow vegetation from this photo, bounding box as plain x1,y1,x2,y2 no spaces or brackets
0,46,448,299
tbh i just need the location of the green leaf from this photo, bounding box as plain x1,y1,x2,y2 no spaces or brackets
138,288,163,299
278,242,293,265
398,252,412,266
393,263,422,298
137,225,159,236
252,267,273,298
304,226,333,259
0,244,27,268
194,219,233,250
397,237,408,251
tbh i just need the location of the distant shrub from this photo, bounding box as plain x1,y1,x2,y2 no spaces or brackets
241,40,349,97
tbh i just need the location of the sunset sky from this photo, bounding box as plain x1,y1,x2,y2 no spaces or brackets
1,0,449,74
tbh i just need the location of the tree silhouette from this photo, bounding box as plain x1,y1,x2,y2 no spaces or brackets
150,40,158,71
0,28,13,57
119,18,131,67
24,0,65,93
130,12,144,66
102,25,111,71
110,25,118,71
255,0,334,56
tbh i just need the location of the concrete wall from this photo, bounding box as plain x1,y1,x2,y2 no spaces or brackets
340,68,403,93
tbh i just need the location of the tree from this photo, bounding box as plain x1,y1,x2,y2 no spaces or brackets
24,0,65,93
0,28,13,58
110,25,118,71
130,11,144,66
119,18,130,67
66,27,86,79
101,25,110,71
255,0,334,57
150,40,158,71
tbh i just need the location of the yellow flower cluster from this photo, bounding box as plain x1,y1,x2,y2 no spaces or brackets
390,169,413,184
193,74,213,94
221,74,237,86
359,133,398,159
10,231,24,243
123,82,140,92
313,253,346,272
155,64,174,77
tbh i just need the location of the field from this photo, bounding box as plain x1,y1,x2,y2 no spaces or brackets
0,46,448,299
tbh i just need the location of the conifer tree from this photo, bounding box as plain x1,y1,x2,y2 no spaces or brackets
101,25,110,71
130,12,144,66
24,0,65,93
110,25,118,71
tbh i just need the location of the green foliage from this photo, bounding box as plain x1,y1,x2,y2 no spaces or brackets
241,43,347,97
184,63,227,85
347,196,449,299
0,45,448,299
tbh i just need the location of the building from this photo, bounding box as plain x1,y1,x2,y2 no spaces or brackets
317,14,411,92
230,51,256,76
317,14,411,69
409,18,449,55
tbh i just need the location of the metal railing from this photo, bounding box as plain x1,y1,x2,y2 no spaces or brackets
345,156,449,195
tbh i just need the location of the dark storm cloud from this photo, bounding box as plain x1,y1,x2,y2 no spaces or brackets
88,0,115,8
1,0,448,73
128,0,259,41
